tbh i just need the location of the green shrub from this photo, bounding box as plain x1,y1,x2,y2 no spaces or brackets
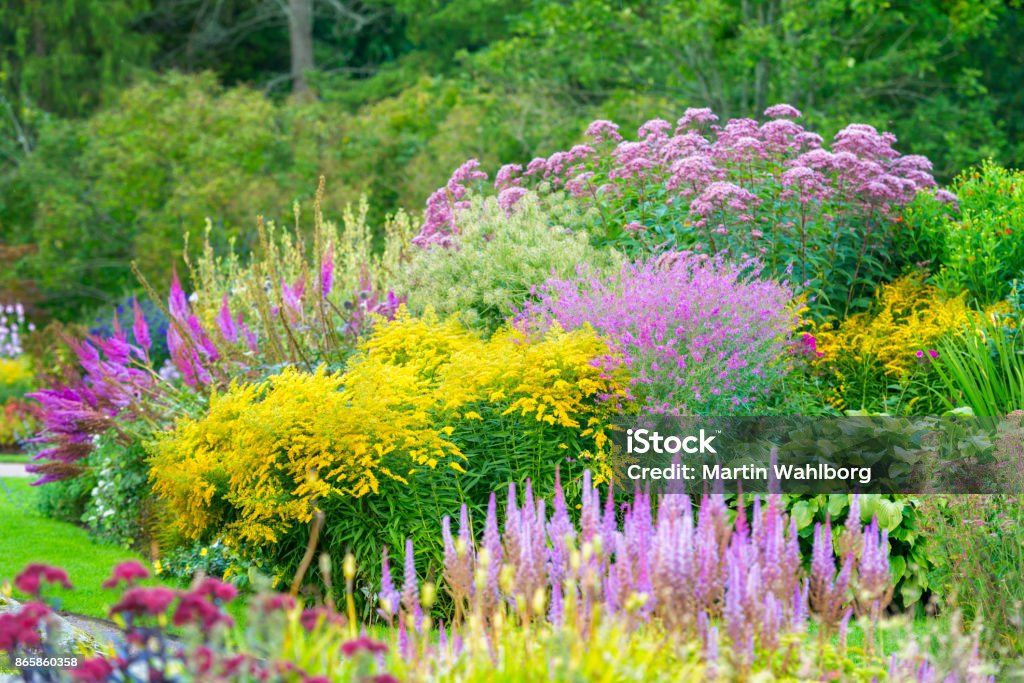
934,290,1024,417
401,193,622,333
922,492,1024,663
902,161,1024,306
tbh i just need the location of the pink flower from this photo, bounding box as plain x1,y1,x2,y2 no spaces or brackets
131,298,151,352
217,295,239,343
258,593,297,613
173,591,233,629
494,163,523,191
341,635,389,657
764,103,802,119
498,186,528,213
69,656,114,682
102,561,150,589
320,242,335,297
14,563,72,596
676,108,719,132
638,118,672,141
0,601,50,650
110,586,177,618
585,119,623,144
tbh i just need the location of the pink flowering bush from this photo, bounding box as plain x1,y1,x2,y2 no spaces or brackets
416,105,942,318
519,253,798,415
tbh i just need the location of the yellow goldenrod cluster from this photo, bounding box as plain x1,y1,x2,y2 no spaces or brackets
149,308,630,547
814,274,983,377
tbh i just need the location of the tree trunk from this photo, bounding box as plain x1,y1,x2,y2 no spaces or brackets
287,0,315,97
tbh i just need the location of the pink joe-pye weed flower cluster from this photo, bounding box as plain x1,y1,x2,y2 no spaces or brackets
413,104,943,317
519,252,798,415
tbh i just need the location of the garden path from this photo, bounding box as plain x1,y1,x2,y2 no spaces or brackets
0,464,28,478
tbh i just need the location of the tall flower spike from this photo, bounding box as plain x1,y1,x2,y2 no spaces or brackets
217,296,239,343
131,298,151,353
169,267,189,321
401,539,423,631
320,242,335,297
378,547,400,620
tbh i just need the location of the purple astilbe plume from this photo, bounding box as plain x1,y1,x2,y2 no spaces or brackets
384,471,997,680
441,506,476,613
131,298,152,353
855,517,893,617
480,492,503,614
281,276,305,324
320,242,335,298
378,547,400,622
810,515,854,636
400,539,424,632
547,469,575,586
168,268,190,321
217,296,239,344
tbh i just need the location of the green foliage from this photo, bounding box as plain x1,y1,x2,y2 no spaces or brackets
8,72,292,315
0,0,152,117
903,161,1024,306
81,435,151,550
934,297,1024,417
783,493,937,611
476,0,1014,180
401,193,622,333
923,494,1024,663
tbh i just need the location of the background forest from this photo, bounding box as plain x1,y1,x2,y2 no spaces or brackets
1,0,1023,318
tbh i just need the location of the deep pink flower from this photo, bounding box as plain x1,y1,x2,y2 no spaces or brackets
14,564,72,596
194,577,238,603
110,586,177,618
131,298,151,352
69,656,114,682
102,561,150,589
585,119,623,144
320,243,335,298
341,635,389,657
173,591,233,629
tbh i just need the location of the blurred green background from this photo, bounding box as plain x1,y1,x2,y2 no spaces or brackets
1,0,1022,320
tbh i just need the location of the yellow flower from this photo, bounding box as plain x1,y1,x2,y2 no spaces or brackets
149,308,632,551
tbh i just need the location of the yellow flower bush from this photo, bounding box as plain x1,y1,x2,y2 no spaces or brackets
814,274,981,377
810,274,1007,412
149,308,631,549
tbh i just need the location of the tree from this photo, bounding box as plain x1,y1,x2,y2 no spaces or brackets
0,0,153,117
141,0,386,95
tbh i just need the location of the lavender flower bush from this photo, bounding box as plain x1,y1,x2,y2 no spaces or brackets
519,252,798,415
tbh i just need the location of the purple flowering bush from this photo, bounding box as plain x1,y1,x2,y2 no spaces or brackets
1,475,995,682
519,252,798,415
416,105,943,318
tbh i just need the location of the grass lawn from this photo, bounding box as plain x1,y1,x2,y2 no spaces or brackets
0,476,158,619
0,452,30,463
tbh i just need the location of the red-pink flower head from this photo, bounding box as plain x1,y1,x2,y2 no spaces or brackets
14,563,72,596
102,560,150,589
